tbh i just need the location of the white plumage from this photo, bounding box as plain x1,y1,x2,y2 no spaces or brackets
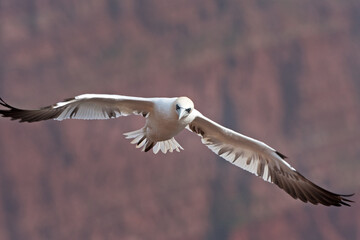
0,94,353,207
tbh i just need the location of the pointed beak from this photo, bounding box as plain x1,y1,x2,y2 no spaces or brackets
177,108,186,120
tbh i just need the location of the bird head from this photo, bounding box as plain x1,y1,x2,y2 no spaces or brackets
175,97,194,120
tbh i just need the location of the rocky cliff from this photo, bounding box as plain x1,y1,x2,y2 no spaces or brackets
0,1,359,239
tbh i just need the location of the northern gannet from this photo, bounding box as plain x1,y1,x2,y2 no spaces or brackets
0,94,354,207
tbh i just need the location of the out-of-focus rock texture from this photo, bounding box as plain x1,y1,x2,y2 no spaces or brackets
0,1,359,239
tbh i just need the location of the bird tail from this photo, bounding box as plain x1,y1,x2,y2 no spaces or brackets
124,128,183,154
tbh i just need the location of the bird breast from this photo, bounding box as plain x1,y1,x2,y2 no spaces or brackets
145,99,184,141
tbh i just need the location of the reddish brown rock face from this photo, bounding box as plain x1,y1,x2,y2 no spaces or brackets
0,1,358,240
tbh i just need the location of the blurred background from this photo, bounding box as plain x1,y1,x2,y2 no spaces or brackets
0,0,359,239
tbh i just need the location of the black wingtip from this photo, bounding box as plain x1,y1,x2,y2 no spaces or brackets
339,193,355,207
0,98,59,123
0,97,18,110
341,193,355,198
0,98,21,119
275,151,287,159
0,97,9,108
323,192,355,207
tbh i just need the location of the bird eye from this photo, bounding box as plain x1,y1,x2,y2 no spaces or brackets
186,108,191,113
176,104,180,110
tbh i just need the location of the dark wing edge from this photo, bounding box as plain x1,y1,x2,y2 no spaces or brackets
0,95,154,123
188,113,354,207
0,97,67,123
271,165,354,207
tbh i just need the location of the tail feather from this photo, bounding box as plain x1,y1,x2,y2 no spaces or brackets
153,138,183,154
124,128,183,154
124,128,144,140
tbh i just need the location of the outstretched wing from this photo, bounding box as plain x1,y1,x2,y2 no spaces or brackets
0,94,154,122
188,110,353,207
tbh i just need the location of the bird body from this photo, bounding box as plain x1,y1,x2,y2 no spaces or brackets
0,94,354,207
146,97,193,141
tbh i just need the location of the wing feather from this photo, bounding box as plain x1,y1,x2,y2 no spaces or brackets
0,94,154,123
188,110,353,207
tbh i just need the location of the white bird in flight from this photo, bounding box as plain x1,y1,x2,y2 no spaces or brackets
0,94,354,207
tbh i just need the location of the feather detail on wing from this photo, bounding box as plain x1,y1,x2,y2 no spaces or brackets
188,110,353,207
0,94,153,122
